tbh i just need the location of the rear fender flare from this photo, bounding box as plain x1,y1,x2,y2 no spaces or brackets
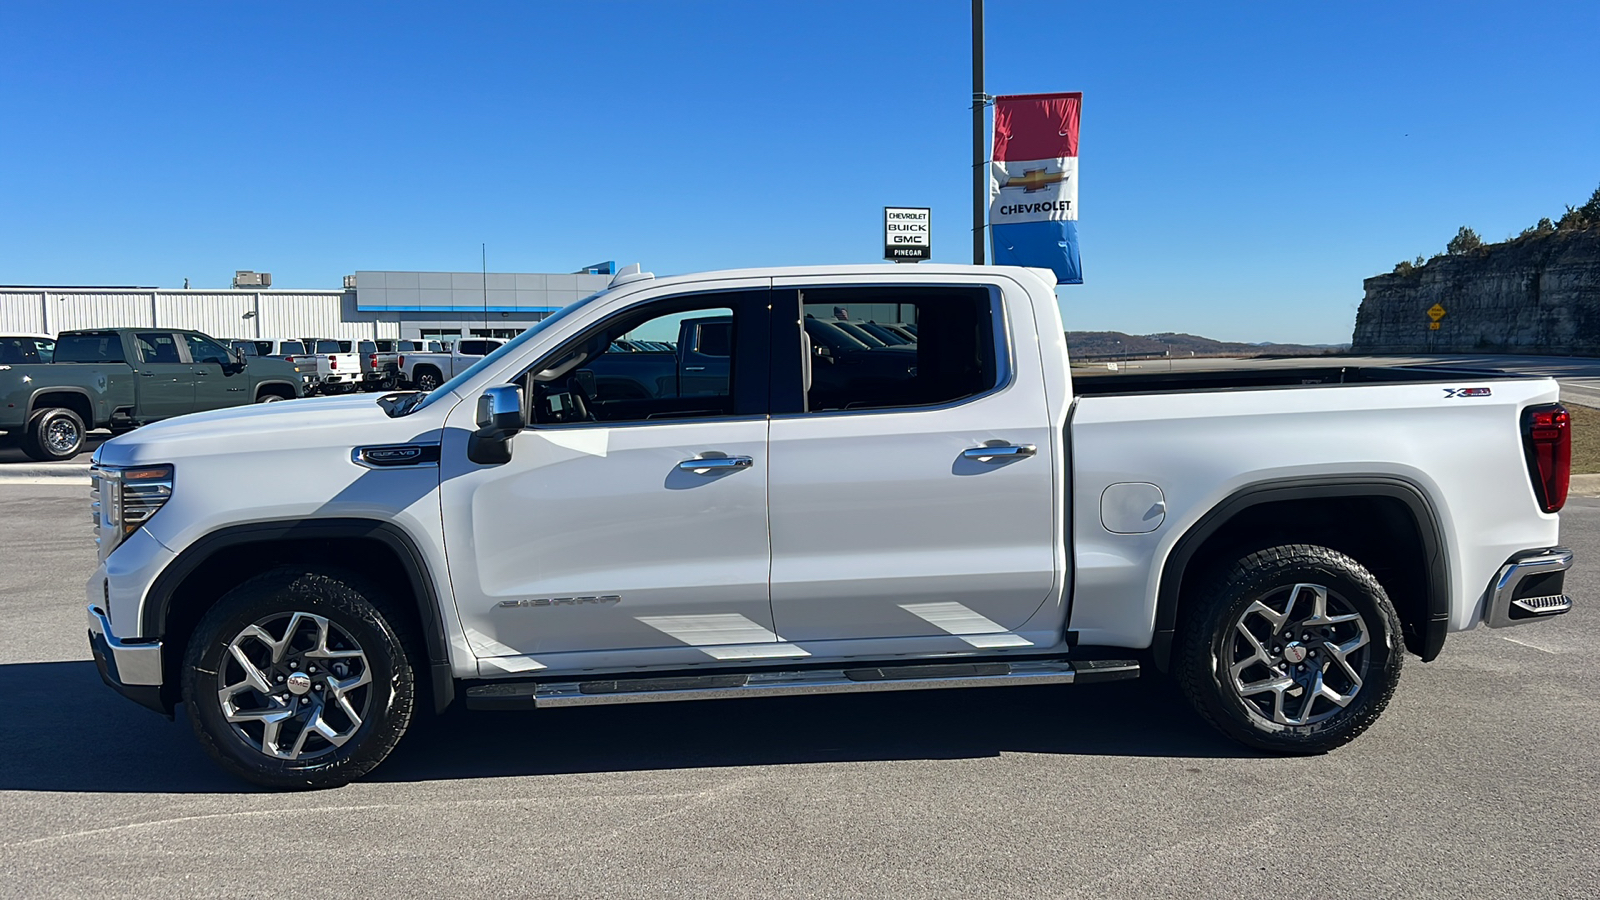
1149,476,1449,671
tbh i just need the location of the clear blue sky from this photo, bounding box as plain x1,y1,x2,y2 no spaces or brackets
2,1,1597,344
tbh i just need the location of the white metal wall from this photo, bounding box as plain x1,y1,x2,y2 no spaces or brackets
0,292,46,334
155,292,255,339
50,293,156,332
0,288,548,341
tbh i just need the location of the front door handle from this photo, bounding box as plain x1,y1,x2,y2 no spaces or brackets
677,456,753,473
963,444,1037,462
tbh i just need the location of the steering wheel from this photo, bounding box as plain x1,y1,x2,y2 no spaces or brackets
565,375,596,422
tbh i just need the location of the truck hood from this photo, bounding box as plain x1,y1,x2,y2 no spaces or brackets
95,393,450,467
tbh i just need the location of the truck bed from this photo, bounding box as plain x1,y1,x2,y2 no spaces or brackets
1070,363,1527,397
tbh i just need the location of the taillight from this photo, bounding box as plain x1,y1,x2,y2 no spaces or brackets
328,355,338,369
398,355,406,368
1523,403,1571,513
369,353,378,366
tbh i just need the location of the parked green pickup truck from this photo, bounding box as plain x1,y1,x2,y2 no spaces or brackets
0,328,305,461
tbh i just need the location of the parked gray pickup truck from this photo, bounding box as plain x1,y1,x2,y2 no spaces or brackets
0,328,304,460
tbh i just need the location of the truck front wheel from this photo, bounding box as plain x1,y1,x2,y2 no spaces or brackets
181,568,417,789
414,368,442,392
22,407,86,461
1176,544,1402,754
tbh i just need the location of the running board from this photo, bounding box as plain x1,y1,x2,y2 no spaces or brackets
464,658,1140,711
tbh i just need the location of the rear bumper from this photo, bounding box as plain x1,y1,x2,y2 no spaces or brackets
86,603,169,715
1485,546,1573,628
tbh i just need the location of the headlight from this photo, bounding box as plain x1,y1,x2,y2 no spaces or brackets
91,463,174,557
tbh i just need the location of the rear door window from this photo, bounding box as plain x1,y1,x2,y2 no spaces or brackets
135,333,183,365
783,287,998,413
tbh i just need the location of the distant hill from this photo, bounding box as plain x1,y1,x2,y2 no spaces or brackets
1067,330,1348,360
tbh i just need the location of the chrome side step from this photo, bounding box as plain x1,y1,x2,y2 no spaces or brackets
465,658,1139,711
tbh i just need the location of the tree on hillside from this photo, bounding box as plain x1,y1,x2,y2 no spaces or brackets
1520,217,1556,239
1447,226,1483,255
1557,184,1600,231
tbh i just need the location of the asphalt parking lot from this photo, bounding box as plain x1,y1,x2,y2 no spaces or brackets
0,481,1596,899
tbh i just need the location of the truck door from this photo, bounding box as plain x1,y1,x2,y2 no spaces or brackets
184,333,247,411
130,332,194,420
764,280,1059,646
438,284,778,670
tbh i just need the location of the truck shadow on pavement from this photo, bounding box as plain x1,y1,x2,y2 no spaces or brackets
2,660,1253,793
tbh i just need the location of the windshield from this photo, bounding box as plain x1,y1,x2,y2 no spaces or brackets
397,288,613,416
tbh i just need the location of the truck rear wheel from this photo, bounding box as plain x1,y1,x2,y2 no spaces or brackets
21,407,86,461
1175,544,1402,754
181,568,416,789
414,368,442,392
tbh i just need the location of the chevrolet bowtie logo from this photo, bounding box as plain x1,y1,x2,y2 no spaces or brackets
1004,168,1070,192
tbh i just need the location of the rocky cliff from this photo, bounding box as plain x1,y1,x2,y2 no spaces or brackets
1351,227,1600,354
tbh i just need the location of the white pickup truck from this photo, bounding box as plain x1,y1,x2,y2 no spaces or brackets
397,338,504,392
85,264,1575,788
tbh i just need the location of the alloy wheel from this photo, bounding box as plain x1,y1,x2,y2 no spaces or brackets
216,611,372,760
1225,582,1371,727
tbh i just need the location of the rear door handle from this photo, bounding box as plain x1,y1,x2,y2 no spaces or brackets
677,456,753,473
963,444,1037,462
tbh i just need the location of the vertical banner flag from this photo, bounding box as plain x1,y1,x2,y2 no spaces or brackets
989,92,1082,284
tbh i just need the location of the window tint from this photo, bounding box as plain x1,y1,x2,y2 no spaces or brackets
54,334,125,363
358,341,377,354
374,340,395,352
693,321,732,357
54,333,126,363
312,340,341,354
136,332,182,365
458,340,498,356
798,287,997,413
528,303,737,426
184,333,231,364
0,338,44,364
278,341,307,356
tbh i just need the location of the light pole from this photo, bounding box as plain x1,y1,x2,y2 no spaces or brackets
972,0,986,265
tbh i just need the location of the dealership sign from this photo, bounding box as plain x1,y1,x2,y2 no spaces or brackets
884,207,931,261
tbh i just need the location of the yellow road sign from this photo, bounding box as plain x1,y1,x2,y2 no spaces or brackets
1429,322,1441,330
1427,303,1447,322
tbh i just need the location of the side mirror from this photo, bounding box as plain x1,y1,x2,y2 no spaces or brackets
468,384,524,465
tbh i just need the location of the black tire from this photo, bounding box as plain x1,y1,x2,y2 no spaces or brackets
21,407,86,461
415,368,442,392
1175,544,1402,754
181,568,416,789
255,393,284,403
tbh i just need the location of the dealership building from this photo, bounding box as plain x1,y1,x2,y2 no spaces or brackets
0,264,616,344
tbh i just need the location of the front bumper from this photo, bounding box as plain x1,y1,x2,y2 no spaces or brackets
1485,547,1574,628
86,604,169,715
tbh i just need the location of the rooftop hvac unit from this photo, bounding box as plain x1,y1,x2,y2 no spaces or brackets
233,270,272,288
344,274,358,289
